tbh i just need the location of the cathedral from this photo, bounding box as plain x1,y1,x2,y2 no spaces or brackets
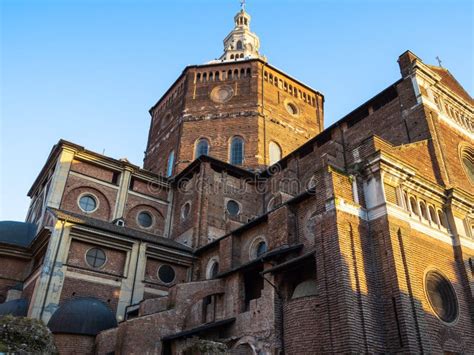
0,5,473,355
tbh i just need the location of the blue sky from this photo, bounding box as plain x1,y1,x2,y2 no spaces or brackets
1,0,473,221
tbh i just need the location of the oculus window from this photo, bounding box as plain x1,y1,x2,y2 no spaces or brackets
79,195,97,213
86,248,106,269
226,200,240,216
137,211,152,228
158,264,176,284
425,271,458,323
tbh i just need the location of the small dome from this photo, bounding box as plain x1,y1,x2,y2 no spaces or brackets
48,297,117,335
0,221,36,247
0,298,28,317
292,280,318,299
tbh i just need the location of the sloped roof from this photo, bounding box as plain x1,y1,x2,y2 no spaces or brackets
0,221,37,247
48,208,192,253
47,297,117,335
428,65,473,104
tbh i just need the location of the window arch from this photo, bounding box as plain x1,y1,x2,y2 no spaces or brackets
166,150,175,177
206,258,220,279
236,40,243,50
438,209,448,229
460,145,474,184
419,201,428,220
230,136,244,165
409,196,419,216
250,237,268,260
195,138,209,158
428,205,437,224
269,141,282,165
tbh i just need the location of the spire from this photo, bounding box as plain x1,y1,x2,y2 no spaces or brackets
218,3,264,62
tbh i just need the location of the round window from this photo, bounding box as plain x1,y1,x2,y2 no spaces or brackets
181,202,191,220
79,195,97,213
158,264,176,284
86,248,106,268
285,102,299,116
425,271,458,323
226,200,240,216
210,85,234,103
137,211,153,228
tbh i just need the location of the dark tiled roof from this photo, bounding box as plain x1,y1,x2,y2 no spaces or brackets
48,297,117,335
428,65,473,104
0,299,28,317
161,317,236,341
48,208,192,253
0,221,37,247
216,244,303,278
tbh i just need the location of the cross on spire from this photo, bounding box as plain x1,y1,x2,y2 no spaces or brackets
240,0,246,11
436,56,443,68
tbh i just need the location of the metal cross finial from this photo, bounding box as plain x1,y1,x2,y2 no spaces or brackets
436,56,443,68
240,0,246,11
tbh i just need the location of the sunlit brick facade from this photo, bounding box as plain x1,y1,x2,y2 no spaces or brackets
1,7,473,355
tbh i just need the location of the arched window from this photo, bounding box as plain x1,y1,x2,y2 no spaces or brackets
428,205,437,224
195,138,209,158
166,151,175,177
269,141,282,165
409,196,418,216
419,201,428,220
438,210,448,229
206,259,219,279
256,241,267,257
236,40,243,50
460,146,474,184
230,137,244,165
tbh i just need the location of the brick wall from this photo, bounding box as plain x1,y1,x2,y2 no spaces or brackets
54,334,95,355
